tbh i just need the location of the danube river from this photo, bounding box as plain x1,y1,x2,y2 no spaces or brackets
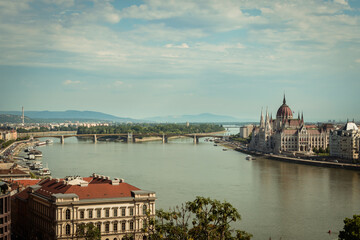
35,132,360,240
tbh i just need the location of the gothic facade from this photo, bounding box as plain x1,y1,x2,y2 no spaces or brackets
249,95,332,154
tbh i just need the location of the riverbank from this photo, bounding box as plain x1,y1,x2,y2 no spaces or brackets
217,139,360,171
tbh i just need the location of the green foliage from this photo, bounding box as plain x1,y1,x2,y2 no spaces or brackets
339,215,360,240
312,146,330,156
142,197,252,240
76,223,101,240
1,140,15,149
230,134,251,144
16,125,77,133
77,123,224,135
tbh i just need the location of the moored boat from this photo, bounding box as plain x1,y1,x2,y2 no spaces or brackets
36,141,46,146
246,155,252,160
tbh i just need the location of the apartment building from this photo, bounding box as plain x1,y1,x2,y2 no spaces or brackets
12,174,156,240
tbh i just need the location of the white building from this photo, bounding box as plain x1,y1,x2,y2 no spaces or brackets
12,174,156,240
330,122,359,160
239,125,254,138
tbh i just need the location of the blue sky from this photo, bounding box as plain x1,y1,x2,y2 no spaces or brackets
0,0,359,121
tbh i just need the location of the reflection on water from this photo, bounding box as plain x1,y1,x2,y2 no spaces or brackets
36,136,360,240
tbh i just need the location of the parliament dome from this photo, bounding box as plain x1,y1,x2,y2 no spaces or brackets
276,95,293,119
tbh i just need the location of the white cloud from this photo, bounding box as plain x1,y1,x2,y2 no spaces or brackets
42,0,74,7
114,81,124,86
63,80,81,85
165,43,189,49
356,59,360,63
334,0,348,6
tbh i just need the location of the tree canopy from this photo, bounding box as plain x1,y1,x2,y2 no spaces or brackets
141,196,252,240
76,223,101,240
339,214,360,240
77,123,224,135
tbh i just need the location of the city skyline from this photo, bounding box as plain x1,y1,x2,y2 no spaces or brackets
1,0,360,121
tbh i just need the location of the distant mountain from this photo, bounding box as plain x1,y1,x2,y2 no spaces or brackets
144,113,240,123
0,114,32,123
0,110,140,123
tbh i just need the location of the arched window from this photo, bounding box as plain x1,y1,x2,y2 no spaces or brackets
66,224,71,235
66,209,71,220
105,223,110,232
142,205,147,215
97,222,101,231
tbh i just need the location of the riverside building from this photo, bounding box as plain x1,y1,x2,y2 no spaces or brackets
249,95,333,154
12,174,156,240
329,121,359,160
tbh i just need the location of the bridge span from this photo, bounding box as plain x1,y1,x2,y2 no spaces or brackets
24,131,226,144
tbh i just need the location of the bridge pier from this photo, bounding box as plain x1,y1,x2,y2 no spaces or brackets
127,132,134,143
60,135,64,144
193,135,199,144
162,134,168,143
93,134,97,143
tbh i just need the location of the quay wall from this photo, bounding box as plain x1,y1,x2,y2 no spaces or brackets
234,147,360,171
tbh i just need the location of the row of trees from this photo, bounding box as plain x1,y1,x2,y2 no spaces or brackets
77,124,225,135
16,125,78,133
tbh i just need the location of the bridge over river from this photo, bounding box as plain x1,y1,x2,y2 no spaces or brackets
18,131,227,144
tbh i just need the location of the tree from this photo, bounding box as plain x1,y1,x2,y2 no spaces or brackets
339,214,360,240
142,197,252,240
76,223,101,240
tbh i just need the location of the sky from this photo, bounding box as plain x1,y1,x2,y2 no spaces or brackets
0,0,359,121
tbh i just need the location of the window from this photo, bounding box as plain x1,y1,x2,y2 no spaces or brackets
129,208,134,216
130,221,134,230
89,210,93,219
105,223,110,232
97,209,101,218
66,209,71,220
105,209,109,217
66,224,71,235
80,210,84,219
113,208,118,217
121,208,126,216
122,221,126,231
114,222,118,232
97,222,101,231
142,205,147,215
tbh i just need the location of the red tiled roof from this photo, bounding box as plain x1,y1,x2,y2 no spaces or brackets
283,129,297,135
15,187,31,200
0,169,28,175
12,179,41,188
36,177,141,200
308,129,321,134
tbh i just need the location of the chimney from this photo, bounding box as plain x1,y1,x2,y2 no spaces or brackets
111,178,120,185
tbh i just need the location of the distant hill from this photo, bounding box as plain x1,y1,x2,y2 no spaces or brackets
0,110,140,123
144,113,240,123
0,114,32,123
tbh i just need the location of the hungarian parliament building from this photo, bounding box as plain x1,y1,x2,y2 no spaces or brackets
249,95,334,154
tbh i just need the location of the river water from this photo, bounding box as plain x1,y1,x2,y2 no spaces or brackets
33,129,360,240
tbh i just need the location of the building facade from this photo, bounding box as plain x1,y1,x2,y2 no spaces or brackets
0,130,17,141
0,182,11,240
249,95,333,154
330,122,359,160
12,174,156,240
239,125,254,138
